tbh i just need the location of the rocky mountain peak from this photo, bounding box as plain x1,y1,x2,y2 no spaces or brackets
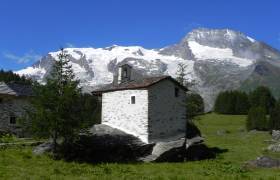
184,28,256,49
16,28,280,111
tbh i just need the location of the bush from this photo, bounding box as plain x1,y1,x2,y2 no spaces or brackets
268,100,280,130
214,91,250,115
246,106,268,131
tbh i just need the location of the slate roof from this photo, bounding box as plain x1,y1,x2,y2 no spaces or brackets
0,82,33,97
92,76,188,95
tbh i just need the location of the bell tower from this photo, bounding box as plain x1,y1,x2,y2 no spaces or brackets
118,64,132,84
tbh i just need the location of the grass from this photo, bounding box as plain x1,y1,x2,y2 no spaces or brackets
0,134,26,143
1,113,280,179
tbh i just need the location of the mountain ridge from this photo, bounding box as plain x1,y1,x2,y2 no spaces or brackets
16,28,280,111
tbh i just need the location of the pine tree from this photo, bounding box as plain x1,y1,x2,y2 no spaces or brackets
176,62,204,119
214,90,250,115
176,62,187,86
175,62,194,87
249,86,276,114
268,100,280,130
26,48,84,153
185,93,204,120
235,92,250,114
246,106,268,131
0,69,32,84
80,93,101,126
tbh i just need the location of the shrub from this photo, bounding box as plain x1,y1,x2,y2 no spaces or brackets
246,106,268,131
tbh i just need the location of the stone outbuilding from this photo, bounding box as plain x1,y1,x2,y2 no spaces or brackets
93,64,187,143
0,82,33,135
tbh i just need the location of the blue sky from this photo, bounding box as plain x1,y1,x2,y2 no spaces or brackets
0,0,279,70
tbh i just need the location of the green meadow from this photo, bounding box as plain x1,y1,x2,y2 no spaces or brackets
1,113,280,180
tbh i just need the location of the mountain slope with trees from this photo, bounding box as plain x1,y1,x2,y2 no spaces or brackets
0,69,32,84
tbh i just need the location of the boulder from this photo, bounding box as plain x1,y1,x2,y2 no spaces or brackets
265,130,280,153
249,129,257,133
140,138,186,162
64,124,154,162
272,130,280,141
141,136,207,162
246,156,280,168
33,142,54,155
186,136,204,147
34,124,212,163
216,129,230,136
267,143,280,152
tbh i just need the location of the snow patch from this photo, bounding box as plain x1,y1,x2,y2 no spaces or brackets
188,41,254,67
225,29,237,40
16,67,46,77
247,36,256,43
17,45,196,87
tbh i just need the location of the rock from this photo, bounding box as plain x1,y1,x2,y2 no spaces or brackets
237,127,246,133
33,142,53,155
141,138,186,162
264,130,280,152
216,130,230,136
246,156,280,168
141,136,206,162
249,129,257,133
186,136,204,147
267,143,280,152
65,124,154,163
264,139,277,144
35,124,212,163
272,130,280,141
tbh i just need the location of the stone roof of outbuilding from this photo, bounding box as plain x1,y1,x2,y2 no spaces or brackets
0,82,33,97
92,76,188,95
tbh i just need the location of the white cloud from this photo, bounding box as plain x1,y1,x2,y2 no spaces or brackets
3,50,41,64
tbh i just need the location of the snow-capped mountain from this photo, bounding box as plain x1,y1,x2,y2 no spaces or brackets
16,28,280,111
